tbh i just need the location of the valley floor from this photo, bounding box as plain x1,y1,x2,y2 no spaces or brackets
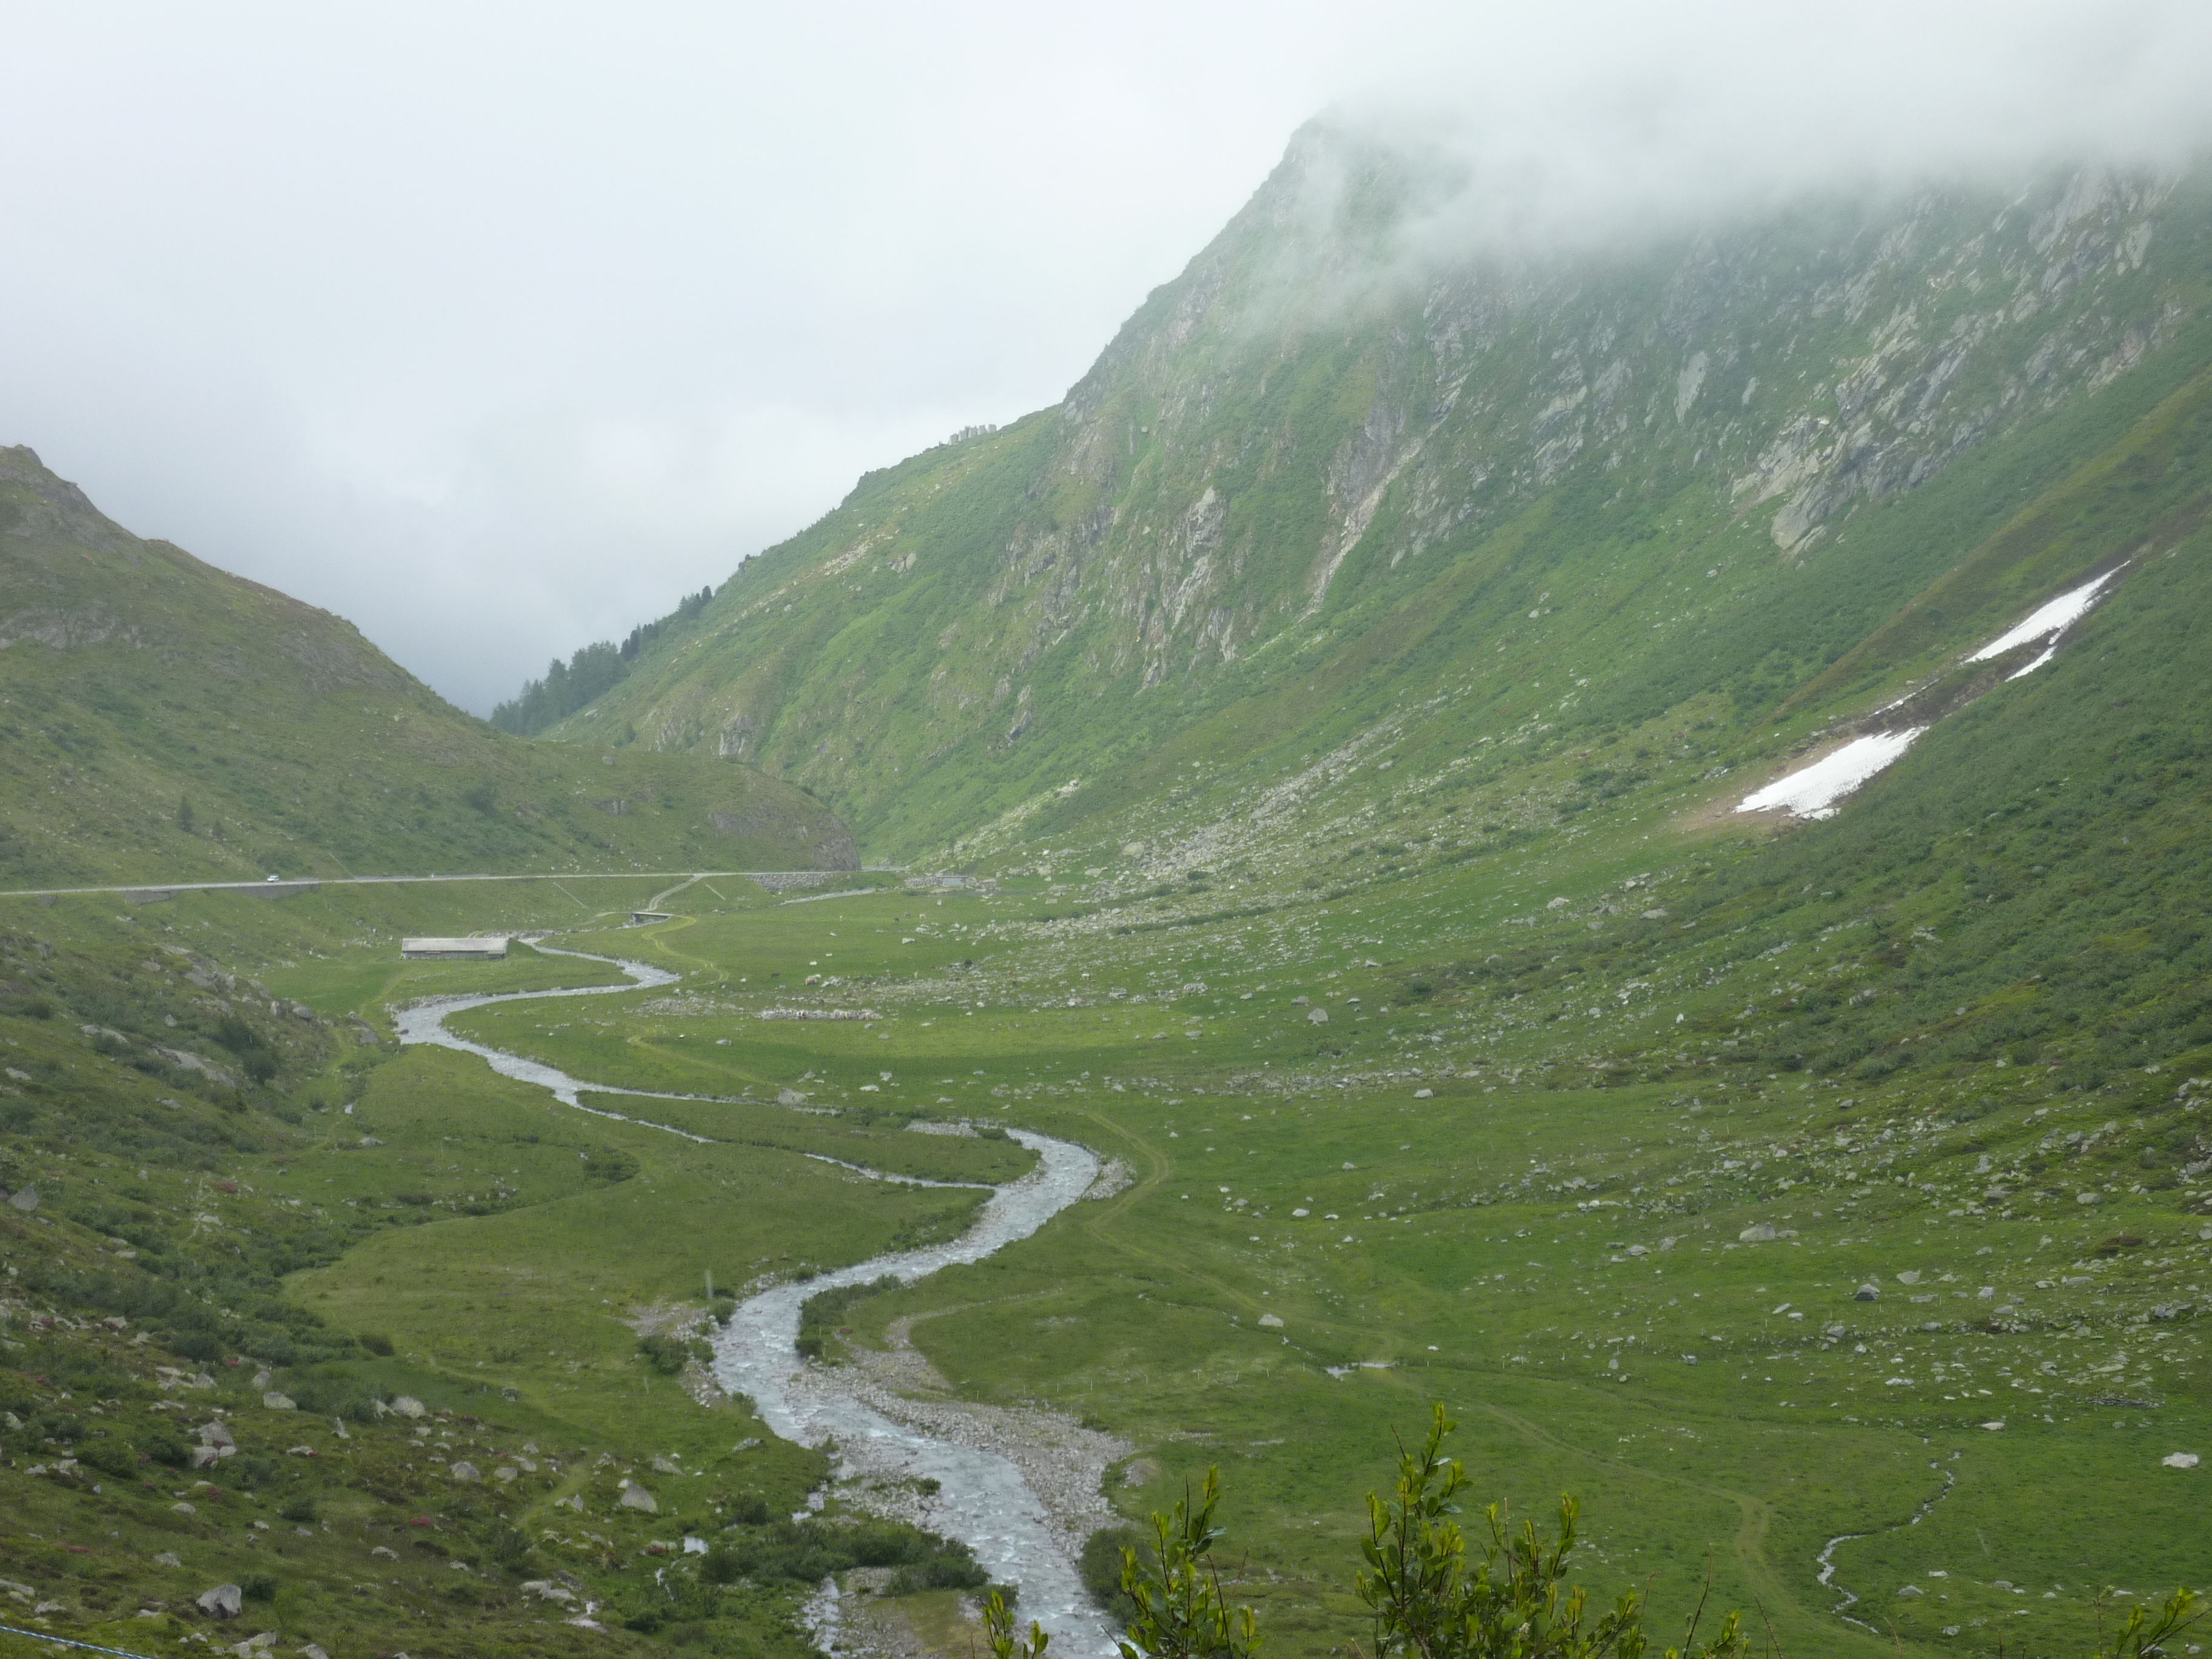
7,853,2200,1659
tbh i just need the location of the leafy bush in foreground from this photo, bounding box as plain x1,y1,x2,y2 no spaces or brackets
1027,1407,2202,1659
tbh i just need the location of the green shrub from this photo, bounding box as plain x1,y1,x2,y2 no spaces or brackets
487,1520,532,1570
711,1519,977,1587
638,1332,691,1375
231,1454,281,1489
78,1438,142,1479
579,1145,638,1184
32,1410,84,1444
138,1430,192,1469
286,1371,382,1421
1079,1526,1142,1617
796,1275,897,1361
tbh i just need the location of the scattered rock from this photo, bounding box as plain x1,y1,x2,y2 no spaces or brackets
1307,1008,1329,1024
618,1480,659,1513
1083,1158,1133,1202
1257,1313,1284,1329
153,1552,182,1568
1895,1270,1921,1285
390,1396,426,1419
2163,1452,2200,1469
2077,1190,2103,1205
196,1584,243,1618
153,1047,238,1087
261,1393,296,1411
1738,1223,1777,1242
448,1461,481,1483
7,1186,39,1213
1897,1585,1923,1598
1855,1284,1882,1301
521,1580,576,1604
1413,1087,1433,1099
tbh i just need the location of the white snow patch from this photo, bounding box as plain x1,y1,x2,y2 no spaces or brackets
1968,571,2116,666
1737,728,1926,820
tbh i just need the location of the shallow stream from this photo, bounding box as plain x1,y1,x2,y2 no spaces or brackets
394,945,1118,1654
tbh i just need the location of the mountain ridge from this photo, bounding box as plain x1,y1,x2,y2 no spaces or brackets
0,445,857,884
540,133,2211,874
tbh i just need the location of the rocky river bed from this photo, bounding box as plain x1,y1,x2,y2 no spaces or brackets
394,948,1126,1657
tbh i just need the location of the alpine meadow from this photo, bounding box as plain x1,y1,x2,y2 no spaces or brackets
4,116,2211,1659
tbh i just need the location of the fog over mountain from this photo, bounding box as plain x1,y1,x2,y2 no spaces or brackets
2,0,2207,713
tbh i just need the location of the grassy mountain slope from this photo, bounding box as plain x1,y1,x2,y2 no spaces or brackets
0,887,1016,1659
0,447,856,887
7,134,2212,1659
546,138,2211,876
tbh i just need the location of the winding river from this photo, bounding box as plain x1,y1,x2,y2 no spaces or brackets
395,947,1119,1655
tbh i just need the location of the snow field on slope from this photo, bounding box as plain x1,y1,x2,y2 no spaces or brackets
1737,728,1927,820
1968,570,2117,666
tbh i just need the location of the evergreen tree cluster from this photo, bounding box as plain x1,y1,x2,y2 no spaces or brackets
490,584,714,736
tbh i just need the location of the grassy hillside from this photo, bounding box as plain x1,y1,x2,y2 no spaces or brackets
4,583,2207,1659
0,883,1022,1659
6,138,2212,1659
545,146,2212,873
0,447,856,888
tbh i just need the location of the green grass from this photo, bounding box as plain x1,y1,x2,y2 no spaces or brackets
143,854,2182,1659
0,446,854,890
7,743,2208,1659
8,150,2212,1659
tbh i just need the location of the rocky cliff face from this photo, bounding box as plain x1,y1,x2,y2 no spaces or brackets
555,124,2212,860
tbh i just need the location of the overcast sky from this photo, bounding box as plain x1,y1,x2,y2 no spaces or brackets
4,1,2207,714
